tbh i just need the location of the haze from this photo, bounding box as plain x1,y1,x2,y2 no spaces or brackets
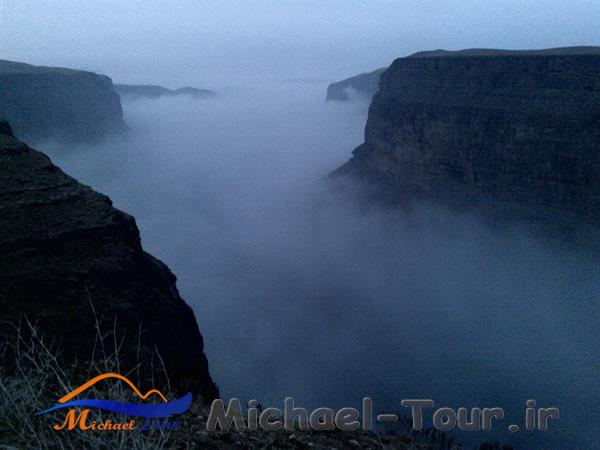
0,1,598,86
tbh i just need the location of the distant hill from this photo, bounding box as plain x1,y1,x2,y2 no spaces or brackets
409,45,600,58
325,68,385,101
115,84,217,100
0,59,125,143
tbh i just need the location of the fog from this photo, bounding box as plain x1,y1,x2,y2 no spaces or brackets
41,82,600,449
1,1,599,84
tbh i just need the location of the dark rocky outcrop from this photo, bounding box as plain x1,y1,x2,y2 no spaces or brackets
326,68,385,101
335,47,600,226
0,60,126,143
0,123,218,401
0,119,13,137
115,84,217,100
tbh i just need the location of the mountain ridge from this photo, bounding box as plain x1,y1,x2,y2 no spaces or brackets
115,83,217,100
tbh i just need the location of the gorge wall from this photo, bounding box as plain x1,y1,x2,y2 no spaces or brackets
0,122,217,401
0,60,126,143
335,47,600,225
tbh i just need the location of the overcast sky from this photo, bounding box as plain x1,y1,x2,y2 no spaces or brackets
0,1,598,86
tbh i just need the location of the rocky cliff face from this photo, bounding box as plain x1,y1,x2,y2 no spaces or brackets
335,47,600,225
326,68,385,101
0,60,126,143
0,123,217,401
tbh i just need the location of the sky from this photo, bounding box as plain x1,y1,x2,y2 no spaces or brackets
0,0,599,87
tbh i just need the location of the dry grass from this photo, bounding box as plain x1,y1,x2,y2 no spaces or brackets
0,316,174,450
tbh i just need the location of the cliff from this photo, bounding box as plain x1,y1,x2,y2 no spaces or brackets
0,60,126,143
0,123,218,401
326,68,385,101
115,84,217,100
335,47,600,225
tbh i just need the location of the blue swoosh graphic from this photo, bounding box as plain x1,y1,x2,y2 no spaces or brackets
35,392,191,418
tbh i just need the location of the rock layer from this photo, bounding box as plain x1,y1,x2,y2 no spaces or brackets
0,60,126,143
336,47,600,225
0,124,218,401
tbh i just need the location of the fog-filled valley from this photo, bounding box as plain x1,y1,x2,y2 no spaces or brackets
39,81,600,449
1,2,600,449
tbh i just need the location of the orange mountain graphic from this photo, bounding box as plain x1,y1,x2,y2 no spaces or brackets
59,372,168,404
